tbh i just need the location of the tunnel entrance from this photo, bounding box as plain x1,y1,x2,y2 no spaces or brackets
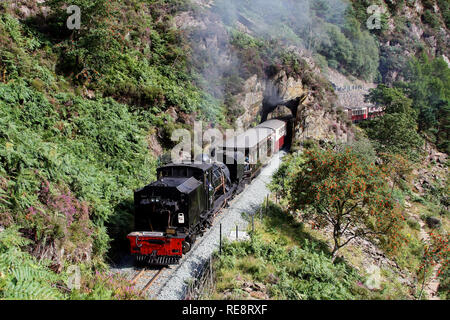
260,92,307,149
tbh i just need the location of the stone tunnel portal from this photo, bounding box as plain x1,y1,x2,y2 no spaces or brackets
260,93,307,149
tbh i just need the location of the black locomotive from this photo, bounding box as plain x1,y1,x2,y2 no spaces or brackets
127,120,287,265
128,157,245,265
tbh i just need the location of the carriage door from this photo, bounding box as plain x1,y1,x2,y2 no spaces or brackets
267,137,273,158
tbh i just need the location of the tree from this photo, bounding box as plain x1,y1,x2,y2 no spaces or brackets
417,232,449,299
273,147,406,260
366,84,414,115
398,54,450,152
45,0,111,29
317,24,354,70
361,112,424,161
362,85,424,161
45,0,124,82
436,100,450,153
344,134,377,164
379,153,413,194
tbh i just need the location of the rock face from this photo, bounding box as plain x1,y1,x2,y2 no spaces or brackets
380,1,450,84
300,107,351,143
233,71,306,130
148,133,163,157
235,280,269,300
8,0,50,19
413,142,448,194
326,69,376,111
233,75,265,129
230,69,352,144
174,2,352,144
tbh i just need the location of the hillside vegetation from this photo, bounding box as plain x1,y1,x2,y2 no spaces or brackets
209,139,448,300
0,0,341,299
0,0,448,300
209,203,413,300
0,0,198,298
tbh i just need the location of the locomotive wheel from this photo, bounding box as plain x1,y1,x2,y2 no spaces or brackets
182,241,191,254
189,234,197,245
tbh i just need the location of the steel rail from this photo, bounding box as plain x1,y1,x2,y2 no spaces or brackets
141,268,164,294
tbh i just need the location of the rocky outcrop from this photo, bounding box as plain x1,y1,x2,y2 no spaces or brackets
326,69,376,111
8,0,50,19
230,68,353,144
299,106,352,143
232,71,307,130
174,1,352,144
413,143,448,193
380,1,450,83
220,278,270,300
426,216,442,229
427,147,448,166
232,75,265,129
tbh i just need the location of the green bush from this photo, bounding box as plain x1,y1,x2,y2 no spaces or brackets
407,219,421,231
437,0,450,28
422,10,441,29
0,227,63,299
0,81,156,258
215,233,363,300
0,226,144,300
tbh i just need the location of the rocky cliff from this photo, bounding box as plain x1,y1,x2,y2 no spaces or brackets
174,3,353,144
375,0,450,83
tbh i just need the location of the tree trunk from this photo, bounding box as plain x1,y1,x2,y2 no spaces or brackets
332,220,341,262
331,246,339,262
332,234,340,262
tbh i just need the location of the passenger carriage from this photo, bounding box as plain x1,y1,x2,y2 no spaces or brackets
256,119,287,152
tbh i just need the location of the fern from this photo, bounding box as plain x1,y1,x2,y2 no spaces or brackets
0,227,63,300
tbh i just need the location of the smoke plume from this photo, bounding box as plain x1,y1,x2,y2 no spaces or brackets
180,0,350,121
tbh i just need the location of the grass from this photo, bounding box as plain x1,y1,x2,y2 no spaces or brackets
208,202,414,300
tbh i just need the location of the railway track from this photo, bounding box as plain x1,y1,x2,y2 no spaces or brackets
155,151,287,299
109,152,287,299
131,267,165,296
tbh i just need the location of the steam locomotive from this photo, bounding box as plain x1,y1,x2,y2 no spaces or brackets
127,119,287,265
